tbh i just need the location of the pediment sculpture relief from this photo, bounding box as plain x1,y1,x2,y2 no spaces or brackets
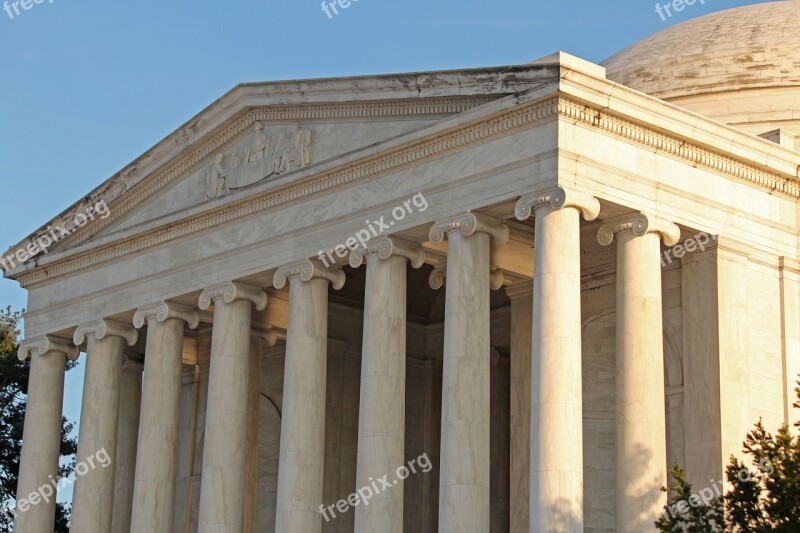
205,122,313,200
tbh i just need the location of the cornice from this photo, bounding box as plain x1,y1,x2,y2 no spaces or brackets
15,95,800,288
557,99,800,198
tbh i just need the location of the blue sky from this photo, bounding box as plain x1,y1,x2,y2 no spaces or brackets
0,0,770,506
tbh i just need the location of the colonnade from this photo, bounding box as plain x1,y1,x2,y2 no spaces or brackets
14,186,679,532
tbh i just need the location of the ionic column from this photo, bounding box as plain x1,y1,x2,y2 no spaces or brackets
515,187,600,532
350,237,425,533
197,282,268,533
429,212,508,533
14,336,78,533
130,302,199,533
597,213,679,532
71,320,139,533
274,259,345,533
111,353,143,533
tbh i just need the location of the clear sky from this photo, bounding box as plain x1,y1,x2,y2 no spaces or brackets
0,0,771,506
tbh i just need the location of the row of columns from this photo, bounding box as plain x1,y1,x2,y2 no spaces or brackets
14,186,680,533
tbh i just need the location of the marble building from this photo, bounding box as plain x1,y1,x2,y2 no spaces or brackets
4,1,800,531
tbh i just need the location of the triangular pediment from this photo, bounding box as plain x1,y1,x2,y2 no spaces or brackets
3,63,564,278
90,100,493,242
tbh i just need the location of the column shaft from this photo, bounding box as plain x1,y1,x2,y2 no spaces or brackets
198,298,254,532
275,277,330,532
14,344,68,533
438,230,492,532
509,288,532,533
615,231,668,531
111,358,143,533
244,335,263,533
530,206,584,531
71,334,127,532
130,317,186,533
354,254,408,533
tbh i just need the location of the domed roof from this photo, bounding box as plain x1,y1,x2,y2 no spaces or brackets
603,1,800,99
601,1,800,140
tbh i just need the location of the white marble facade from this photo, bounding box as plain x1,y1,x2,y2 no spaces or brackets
5,3,800,532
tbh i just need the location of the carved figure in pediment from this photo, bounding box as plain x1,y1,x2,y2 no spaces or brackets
206,154,229,199
229,147,243,169
294,129,312,167
271,132,292,175
247,122,271,164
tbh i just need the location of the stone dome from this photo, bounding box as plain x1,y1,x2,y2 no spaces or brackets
602,1,800,138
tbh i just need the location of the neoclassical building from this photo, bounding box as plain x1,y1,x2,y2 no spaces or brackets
5,1,800,532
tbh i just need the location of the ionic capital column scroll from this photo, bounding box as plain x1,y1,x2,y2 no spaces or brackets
273,258,346,291
275,259,344,533
349,235,425,269
74,319,139,348
198,280,269,312
130,302,198,533
14,336,76,533
598,213,678,532
429,264,447,290
597,212,680,247
133,301,200,329
71,319,138,533
18,334,79,362
429,211,509,247
515,186,600,223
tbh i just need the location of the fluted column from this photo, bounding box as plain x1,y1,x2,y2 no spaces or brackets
516,186,600,532
507,284,533,533
111,353,143,533
130,302,199,533
197,282,268,533
274,259,345,533
598,213,679,532
350,237,425,533
429,212,508,533
14,336,78,533
71,320,139,533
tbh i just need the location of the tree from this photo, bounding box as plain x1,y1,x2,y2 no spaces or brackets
655,464,724,532
656,382,800,532
0,307,77,532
